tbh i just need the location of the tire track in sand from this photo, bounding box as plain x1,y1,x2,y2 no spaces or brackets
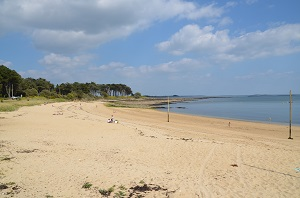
196,143,217,198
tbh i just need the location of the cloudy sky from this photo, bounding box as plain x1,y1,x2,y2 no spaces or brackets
0,0,299,96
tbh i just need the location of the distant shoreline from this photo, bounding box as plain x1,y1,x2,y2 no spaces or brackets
104,96,228,109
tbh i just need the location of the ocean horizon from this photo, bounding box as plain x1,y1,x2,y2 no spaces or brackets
159,94,300,126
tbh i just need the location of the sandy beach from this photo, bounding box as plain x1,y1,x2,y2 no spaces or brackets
1,101,300,198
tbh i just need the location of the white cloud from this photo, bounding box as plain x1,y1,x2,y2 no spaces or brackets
157,23,300,62
25,53,95,82
89,62,139,79
39,53,93,69
139,58,206,74
218,17,233,27
235,70,294,80
227,24,300,61
183,3,224,20
89,58,205,79
225,2,238,8
157,24,231,55
0,59,12,67
92,62,125,70
32,30,116,54
23,57,206,85
0,0,227,54
245,0,258,5
86,57,208,83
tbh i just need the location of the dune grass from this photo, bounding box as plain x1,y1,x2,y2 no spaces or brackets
0,97,67,112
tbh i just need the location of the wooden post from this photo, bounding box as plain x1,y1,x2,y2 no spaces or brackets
167,96,170,122
288,90,293,139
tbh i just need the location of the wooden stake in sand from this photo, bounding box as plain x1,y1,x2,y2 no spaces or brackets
288,90,293,140
167,96,170,122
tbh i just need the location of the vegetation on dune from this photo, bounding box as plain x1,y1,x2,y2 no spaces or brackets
0,97,68,112
0,64,145,111
0,65,138,100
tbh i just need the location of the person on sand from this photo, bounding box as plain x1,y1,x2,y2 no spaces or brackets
111,115,114,122
107,115,114,123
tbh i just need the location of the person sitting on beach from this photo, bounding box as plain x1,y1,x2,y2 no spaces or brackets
107,115,114,123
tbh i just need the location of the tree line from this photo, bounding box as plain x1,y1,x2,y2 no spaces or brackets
0,65,136,99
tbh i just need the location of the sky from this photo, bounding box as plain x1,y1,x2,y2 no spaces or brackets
0,0,299,96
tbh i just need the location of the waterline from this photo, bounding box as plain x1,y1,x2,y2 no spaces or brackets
159,95,300,125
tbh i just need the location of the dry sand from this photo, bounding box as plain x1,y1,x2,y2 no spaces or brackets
1,101,300,198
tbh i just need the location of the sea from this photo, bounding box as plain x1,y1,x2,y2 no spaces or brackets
160,95,300,126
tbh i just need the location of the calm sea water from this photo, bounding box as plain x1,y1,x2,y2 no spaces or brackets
161,95,300,125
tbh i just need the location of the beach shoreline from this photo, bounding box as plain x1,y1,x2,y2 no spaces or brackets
158,110,300,127
1,101,300,197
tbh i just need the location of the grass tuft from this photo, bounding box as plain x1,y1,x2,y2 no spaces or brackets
82,182,92,189
114,190,126,198
99,186,115,196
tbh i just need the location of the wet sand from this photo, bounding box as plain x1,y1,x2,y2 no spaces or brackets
1,101,300,197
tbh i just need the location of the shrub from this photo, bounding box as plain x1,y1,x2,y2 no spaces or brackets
82,182,92,189
40,90,51,98
134,92,142,99
99,186,114,196
114,191,126,198
25,88,38,97
67,92,76,100
101,91,109,98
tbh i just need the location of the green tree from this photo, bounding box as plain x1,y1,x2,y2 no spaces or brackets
19,78,37,90
18,78,37,96
36,78,53,93
0,65,22,97
58,83,73,95
88,82,99,96
123,84,133,96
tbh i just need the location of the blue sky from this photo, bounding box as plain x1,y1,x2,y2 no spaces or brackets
0,0,299,96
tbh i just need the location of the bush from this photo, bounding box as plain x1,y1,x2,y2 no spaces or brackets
134,92,142,99
40,90,51,98
24,88,38,97
99,186,114,196
101,91,109,98
67,92,76,100
50,91,59,99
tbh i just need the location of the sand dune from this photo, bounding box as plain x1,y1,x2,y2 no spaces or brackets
1,101,300,197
